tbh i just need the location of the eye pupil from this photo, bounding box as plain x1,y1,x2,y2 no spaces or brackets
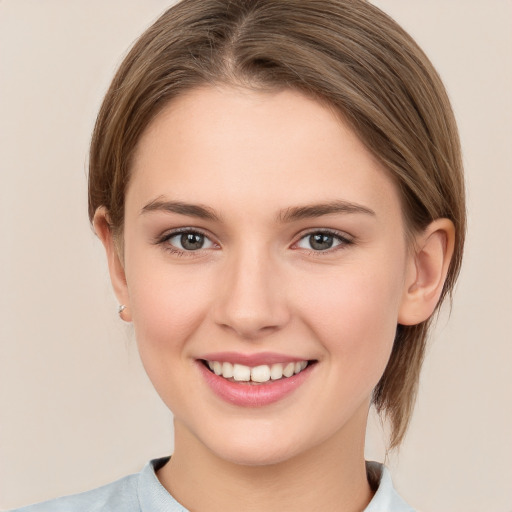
181,233,204,250
310,233,334,250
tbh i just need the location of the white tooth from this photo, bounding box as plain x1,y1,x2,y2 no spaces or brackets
283,362,295,378
294,362,302,374
251,365,271,383
208,361,215,371
270,363,284,380
300,361,308,371
222,362,234,378
233,364,251,381
213,361,222,375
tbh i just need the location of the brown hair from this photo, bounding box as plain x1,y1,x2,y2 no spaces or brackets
89,0,465,449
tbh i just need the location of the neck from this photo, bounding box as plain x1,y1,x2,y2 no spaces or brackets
158,414,374,512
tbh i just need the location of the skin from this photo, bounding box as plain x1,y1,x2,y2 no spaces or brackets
95,86,454,512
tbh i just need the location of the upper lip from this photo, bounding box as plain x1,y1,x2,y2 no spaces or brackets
199,351,311,366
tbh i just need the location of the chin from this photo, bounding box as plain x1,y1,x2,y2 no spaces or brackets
196,422,317,467
213,441,301,467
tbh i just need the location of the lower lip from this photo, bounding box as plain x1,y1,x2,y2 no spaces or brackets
197,362,314,407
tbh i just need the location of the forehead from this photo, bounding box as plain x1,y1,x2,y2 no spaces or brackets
127,86,402,223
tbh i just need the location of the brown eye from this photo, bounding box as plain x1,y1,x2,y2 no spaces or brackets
165,231,215,251
309,233,334,250
296,231,351,252
181,233,205,250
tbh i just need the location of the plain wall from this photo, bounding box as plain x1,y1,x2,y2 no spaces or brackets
1,1,511,510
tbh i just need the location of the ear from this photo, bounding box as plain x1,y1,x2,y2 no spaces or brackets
93,207,132,322
398,218,455,326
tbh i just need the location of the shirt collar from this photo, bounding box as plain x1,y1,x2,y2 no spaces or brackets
138,457,414,512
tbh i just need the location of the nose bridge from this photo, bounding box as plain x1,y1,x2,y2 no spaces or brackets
214,241,289,338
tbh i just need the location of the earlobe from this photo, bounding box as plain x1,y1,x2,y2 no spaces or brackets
398,218,455,326
93,207,132,322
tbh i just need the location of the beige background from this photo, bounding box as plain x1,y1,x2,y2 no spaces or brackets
1,1,511,511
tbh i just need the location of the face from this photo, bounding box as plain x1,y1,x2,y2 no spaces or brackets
118,86,414,465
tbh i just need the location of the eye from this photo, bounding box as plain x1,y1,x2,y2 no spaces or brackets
295,231,351,251
164,230,216,251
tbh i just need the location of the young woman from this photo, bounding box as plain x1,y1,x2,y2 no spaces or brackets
12,0,465,510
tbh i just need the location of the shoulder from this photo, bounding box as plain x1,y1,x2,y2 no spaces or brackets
8,473,139,512
7,456,189,512
365,461,416,512
8,457,182,512
10,459,414,512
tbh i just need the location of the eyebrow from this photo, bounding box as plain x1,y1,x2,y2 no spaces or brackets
140,198,375,223
141,198,220,221
278,200,376,222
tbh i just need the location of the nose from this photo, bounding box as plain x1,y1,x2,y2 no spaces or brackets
212,246,291,340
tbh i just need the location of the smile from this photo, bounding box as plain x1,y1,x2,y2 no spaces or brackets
197,354,316,407
205,360,309,383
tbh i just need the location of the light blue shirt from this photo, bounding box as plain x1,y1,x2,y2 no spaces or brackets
10,458,415,511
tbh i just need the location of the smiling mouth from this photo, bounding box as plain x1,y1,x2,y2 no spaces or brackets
202,360,314,384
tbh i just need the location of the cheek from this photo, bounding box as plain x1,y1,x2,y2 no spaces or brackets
126,262,217,411
294,260,404,376
125,252,214,355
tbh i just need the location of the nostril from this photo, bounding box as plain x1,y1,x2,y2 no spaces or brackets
217,320,281,340
211,273,291,339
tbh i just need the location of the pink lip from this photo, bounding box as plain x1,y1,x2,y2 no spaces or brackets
200,351,306,366
197,360,315,407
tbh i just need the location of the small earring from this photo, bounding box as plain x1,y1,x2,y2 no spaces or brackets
118,304,127,319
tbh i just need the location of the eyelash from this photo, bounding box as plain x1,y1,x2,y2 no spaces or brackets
155,228,217,257
155,228,354,257
292,229,354,256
